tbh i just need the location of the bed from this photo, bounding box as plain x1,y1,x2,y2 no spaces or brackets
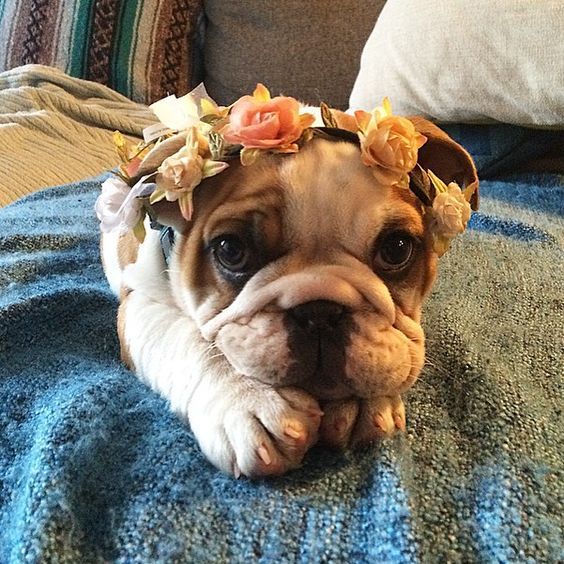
1,0,564,557
0,61,562,562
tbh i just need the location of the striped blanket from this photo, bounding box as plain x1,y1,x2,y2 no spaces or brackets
0,2,201,103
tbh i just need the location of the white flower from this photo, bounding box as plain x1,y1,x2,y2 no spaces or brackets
431,182,472,238
95,176,143,233
149,83,218,131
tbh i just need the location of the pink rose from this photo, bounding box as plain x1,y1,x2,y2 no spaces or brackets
222,84,314,152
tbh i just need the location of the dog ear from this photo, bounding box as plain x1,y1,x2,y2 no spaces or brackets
407,116,479,210
131,131,191,232
135,131,188,179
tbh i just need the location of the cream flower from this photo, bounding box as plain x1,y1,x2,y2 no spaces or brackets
150,83,218,132
151,127,228,220
355,98,427,187
432,183,472,238
158,152,204,197
426,170,473,256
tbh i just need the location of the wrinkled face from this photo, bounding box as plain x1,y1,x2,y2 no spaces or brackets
169,138,437,401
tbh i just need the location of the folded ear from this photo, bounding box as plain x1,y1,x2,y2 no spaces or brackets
408,116,479,210
134,131,189,180
150,199,188,232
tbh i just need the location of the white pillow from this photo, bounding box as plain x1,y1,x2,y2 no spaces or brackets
349,0,564,127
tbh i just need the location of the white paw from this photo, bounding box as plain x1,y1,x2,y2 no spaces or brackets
188,383,322,478
319,394,406,448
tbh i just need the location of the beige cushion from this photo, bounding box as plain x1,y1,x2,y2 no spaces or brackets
203,0,386,109
349,0,564,126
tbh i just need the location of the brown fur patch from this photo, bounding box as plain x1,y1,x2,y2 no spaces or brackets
117,231,139,271
174,137,437,329
117,295,135,371
174,160,285,310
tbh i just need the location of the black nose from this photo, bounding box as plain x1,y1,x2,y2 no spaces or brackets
288,300,346,334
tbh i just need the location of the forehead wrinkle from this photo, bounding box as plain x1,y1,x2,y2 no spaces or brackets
221,160,283,204
279,140,380,213
201,159,284,222
279,140,398,252
276,139,428,267
203,190,282,241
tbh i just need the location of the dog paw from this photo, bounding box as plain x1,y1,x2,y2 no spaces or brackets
188,383,322,478
319,394,406,449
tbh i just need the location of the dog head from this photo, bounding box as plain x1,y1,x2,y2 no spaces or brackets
158,119,477,402
99,87,478,405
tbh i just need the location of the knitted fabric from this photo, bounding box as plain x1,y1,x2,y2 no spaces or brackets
0,167,561,561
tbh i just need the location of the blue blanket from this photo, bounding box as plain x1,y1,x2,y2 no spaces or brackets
1,129,562,561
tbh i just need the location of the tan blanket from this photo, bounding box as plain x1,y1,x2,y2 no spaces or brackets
0,64,155,206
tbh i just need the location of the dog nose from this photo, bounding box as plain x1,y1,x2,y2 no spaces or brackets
288,300,346,334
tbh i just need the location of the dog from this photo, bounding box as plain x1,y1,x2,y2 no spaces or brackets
99,91,478,478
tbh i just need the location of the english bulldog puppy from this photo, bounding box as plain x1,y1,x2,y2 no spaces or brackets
98,89,478,477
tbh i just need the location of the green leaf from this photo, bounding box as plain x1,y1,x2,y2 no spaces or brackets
208,131,225,161
149,188,166,205
240,148,261,166
133,216,146,243
432,233,452,257
202,160,229,179
200,113,222,126
427,169,448,194
463,184,476,203
178,194,193,221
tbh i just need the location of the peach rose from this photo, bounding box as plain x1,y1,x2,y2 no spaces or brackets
356,98,426,187
222,84,314,153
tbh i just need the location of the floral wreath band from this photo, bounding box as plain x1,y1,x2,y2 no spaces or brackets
96,83,477,256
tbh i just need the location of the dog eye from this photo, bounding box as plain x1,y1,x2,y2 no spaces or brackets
212,235,251,272
374,232,415,272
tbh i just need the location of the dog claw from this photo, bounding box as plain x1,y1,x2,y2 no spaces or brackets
233,462,242,479
284,421,306,441
258,444,272,466
394,414,406,431
374,414,387,432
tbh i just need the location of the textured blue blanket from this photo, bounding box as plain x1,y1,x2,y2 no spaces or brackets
1,156,562,560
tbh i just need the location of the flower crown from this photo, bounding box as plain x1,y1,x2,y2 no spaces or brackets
96,83,476,256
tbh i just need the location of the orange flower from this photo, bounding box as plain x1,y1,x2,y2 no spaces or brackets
356,98,427,187
222,84,315,162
